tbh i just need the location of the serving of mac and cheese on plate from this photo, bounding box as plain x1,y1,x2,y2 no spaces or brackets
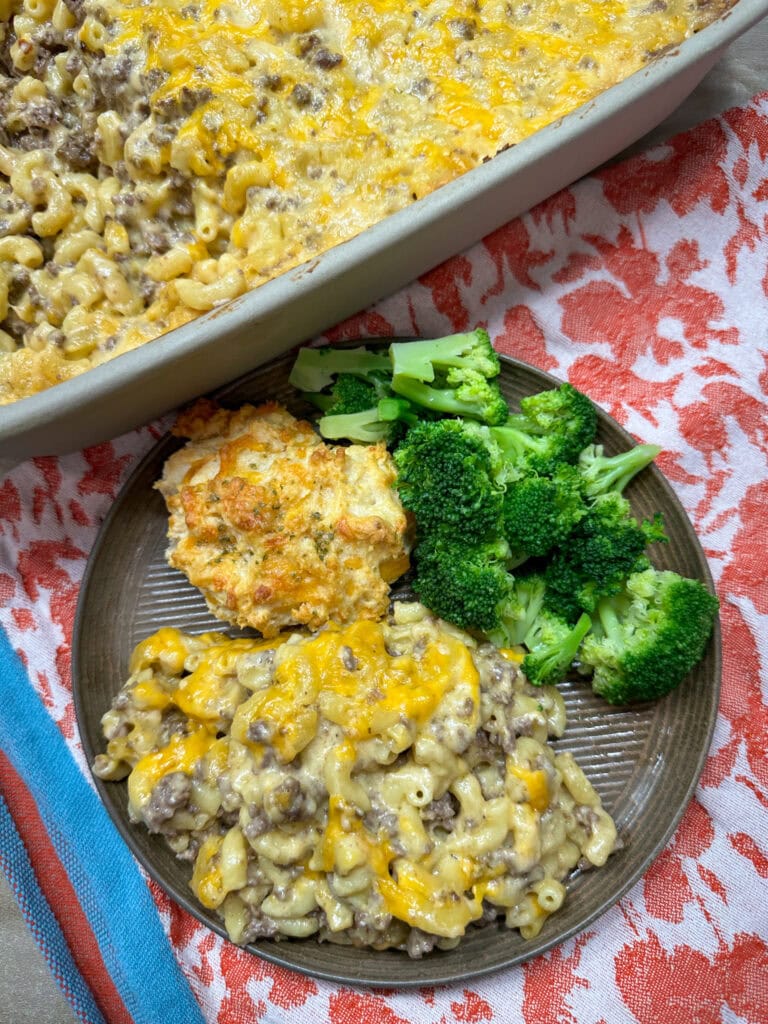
94,605,617,955
1,0,732,404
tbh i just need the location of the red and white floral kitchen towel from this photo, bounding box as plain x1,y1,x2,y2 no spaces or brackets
1,92,767,1024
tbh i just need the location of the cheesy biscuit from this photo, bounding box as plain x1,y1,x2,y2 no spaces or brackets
157,399,411,636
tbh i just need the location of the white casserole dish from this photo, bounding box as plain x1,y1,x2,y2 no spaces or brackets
1,0,767,469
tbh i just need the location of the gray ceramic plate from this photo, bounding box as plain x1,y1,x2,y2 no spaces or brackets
72,347,721,987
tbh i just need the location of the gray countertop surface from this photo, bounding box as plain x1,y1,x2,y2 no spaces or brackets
1,20,766,1024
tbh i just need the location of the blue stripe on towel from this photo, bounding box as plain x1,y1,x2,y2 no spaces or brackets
0,626,205,1024
0,791,107,1024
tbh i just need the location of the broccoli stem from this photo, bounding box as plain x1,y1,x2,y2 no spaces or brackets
523,612,592,686
595,599,622,645
317,409,390,443
302,391,334,412
377,396,419,426
489,424,548,462
493,576,547,647
289,346,391,391
388,377,482,417
387,371,508,423
580,444,662,498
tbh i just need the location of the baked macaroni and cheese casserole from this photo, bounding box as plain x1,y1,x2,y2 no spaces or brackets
94,604,617,954
0,0,731,403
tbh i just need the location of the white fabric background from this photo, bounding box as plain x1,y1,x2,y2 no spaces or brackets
1,17,766,1024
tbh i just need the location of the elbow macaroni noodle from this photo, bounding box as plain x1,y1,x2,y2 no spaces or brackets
0,0,729,403
95,603,617,954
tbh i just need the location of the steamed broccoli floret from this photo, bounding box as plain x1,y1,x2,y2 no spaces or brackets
306,373,381,415
578,443,662,499
390,329,508,425
412,535,513,632
502,463,587,563
307,374,419,445
318,394,419,445
390,328,501,382
578,568,719,704
393,419,505,540
391,367,509,425
490,383,598,477
521,610,592,687
289,345,392,391
544,493,668,620
517,383,598,453
499,439,659,571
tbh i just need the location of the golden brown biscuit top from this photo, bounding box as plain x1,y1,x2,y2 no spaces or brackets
157,400,411,635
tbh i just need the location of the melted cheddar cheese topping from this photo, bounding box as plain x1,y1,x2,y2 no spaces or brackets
273,619,480,741
128,723,217,810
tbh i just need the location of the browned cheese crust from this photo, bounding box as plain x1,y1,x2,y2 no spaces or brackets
156,399,411,636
